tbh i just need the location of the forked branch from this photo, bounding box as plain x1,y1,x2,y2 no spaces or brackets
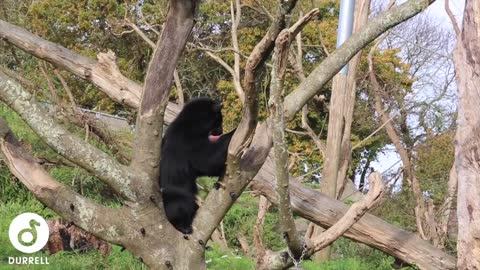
311,172,384,251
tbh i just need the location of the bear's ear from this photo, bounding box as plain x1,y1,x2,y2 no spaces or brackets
212,102,223,112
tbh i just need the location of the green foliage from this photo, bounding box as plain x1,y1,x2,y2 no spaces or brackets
300,238,416,270
302,257,395,270
205,245,254,270
373,191,417,230
415,132,454,204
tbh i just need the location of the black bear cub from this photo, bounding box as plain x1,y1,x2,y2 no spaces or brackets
159,97,235,234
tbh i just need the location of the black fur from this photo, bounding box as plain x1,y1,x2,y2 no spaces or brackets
159,97,235,234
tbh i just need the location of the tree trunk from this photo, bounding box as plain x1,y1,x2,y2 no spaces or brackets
453,1,480,269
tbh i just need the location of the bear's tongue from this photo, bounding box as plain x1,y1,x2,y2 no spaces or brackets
208,134,222,143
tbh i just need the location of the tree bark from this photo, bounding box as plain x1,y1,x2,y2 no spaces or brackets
131,0,197,192
453,1,480,268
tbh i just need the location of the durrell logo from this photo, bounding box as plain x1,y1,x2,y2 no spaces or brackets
8,213,49,254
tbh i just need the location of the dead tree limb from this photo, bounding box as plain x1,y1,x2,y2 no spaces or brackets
0,20,142,108
230,0,245,103
444,0,460,36
0,118,125,244
268,9,320,260
130,0,196,186
311,172,384,252
335,0,371,199
53,69,77,108
0,71,139,201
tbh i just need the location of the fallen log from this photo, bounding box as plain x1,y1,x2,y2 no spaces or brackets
251,155,456,270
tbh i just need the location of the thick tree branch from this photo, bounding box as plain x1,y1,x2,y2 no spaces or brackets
284,0,435,120
0,20,142,108
267,10,320,259
0,71,139,201
270,29,303,257
0,118,125,244
131,0,196,183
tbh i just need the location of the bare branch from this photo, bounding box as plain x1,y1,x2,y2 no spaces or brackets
53,69,77,108
336,0,371,199
201,48,244,101
254,196,270,266
439,164,457,242
311,172,384,252
39,62,60,104
173,69,185,106
121,19,186,108
0,71,139,201
301,106,326,157
288,29,327,157
445,0,460,35
231,0,244,102
368,35,433,241
125,19,156,48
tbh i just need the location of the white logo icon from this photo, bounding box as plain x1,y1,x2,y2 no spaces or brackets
9,213,49,253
